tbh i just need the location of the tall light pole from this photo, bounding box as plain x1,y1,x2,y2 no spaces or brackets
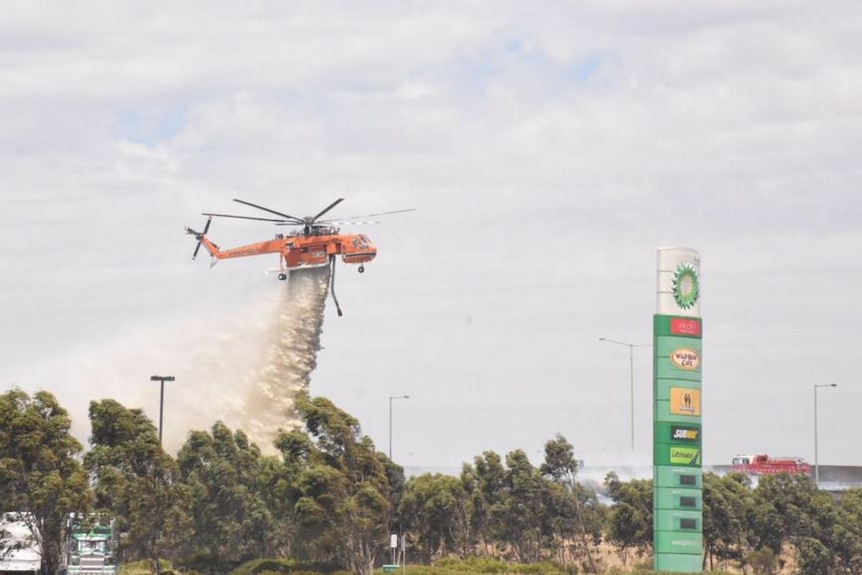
598,338,651,452
814,383,837,485
150,375,175,446
389,395,410,460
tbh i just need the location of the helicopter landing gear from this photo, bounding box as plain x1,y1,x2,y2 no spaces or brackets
358,265,365,274
277,272,287,281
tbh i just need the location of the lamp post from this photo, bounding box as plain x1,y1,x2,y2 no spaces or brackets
150,375,175,446
814,383,837,485
389,395,410,460
598,338,651,452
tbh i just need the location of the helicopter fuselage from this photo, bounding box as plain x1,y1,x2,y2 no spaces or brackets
195,230,377,271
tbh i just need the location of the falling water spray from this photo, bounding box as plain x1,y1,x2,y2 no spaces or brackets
240,266,331,451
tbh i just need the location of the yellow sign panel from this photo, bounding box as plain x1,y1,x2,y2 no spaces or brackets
670,388,701,416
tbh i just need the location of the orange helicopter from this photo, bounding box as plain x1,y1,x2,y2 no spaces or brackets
185,198,413,316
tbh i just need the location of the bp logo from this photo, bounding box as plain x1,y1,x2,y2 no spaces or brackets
672,262,700,310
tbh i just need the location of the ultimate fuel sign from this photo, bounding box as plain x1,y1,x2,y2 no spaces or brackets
654,248,703,573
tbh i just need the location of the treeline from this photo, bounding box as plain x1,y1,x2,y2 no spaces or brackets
3,388,862,575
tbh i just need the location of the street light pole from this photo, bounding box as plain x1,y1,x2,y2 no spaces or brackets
150,375,175,446
389,395,410,460
598,338,651,452
814,383,837,485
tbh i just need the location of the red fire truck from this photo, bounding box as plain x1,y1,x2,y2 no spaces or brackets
732,454,811,475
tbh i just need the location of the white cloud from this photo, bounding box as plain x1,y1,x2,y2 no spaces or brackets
2,0,861,469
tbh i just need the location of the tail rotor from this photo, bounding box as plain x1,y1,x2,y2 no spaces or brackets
188,217,212,260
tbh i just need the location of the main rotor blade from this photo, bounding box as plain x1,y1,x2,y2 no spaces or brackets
323,208,415,222
308,198,345,224
324,220,380,226
232,199,304,223
202,212,289,223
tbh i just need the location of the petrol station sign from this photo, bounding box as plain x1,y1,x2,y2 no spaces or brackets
654,248,703,572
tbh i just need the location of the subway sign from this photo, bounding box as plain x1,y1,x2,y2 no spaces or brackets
671,425,700,443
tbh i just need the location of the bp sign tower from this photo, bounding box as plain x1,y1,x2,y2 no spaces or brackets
654,247,703,572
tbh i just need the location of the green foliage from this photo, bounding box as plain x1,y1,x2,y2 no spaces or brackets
229,558,296,575
433,553,568,574
830,488,862,573
399,473,469,561
231,558,342,575
435,556,509,573
417,558,572,575
460,450,507,553
745,547,778,575
175,422,280,569
496,449,546,563
603,472,653,561
16,389,862,575
539,435,602,571
458,443,604,569
511,561,567,575
284,395,394,575
604,571,735,575
796,537,832,575
229,558,342,575
702,472,758,569
0,389,92,575
85,399,178,567
174,553,224,575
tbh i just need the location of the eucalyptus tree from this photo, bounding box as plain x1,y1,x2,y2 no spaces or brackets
754,473,836,552
769,480,862,575
702,472,759,571
175,421,277,570
0,389,92,575
289,395,392,575
828,488,862,574
603,472,653,564
540,434,602,571
398,473,469,562
496,449,546,563
460,451,507,555
274,428,319,561
85,399,183,571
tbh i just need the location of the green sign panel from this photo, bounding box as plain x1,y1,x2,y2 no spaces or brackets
655,552,703,572
654,248,703,572
655,487,702,511
654,530,703,555
654,466,702,489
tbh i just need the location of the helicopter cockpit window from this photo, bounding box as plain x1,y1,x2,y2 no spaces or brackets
353,235,370,249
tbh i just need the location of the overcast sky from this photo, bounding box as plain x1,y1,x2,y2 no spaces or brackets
2,1,861,473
